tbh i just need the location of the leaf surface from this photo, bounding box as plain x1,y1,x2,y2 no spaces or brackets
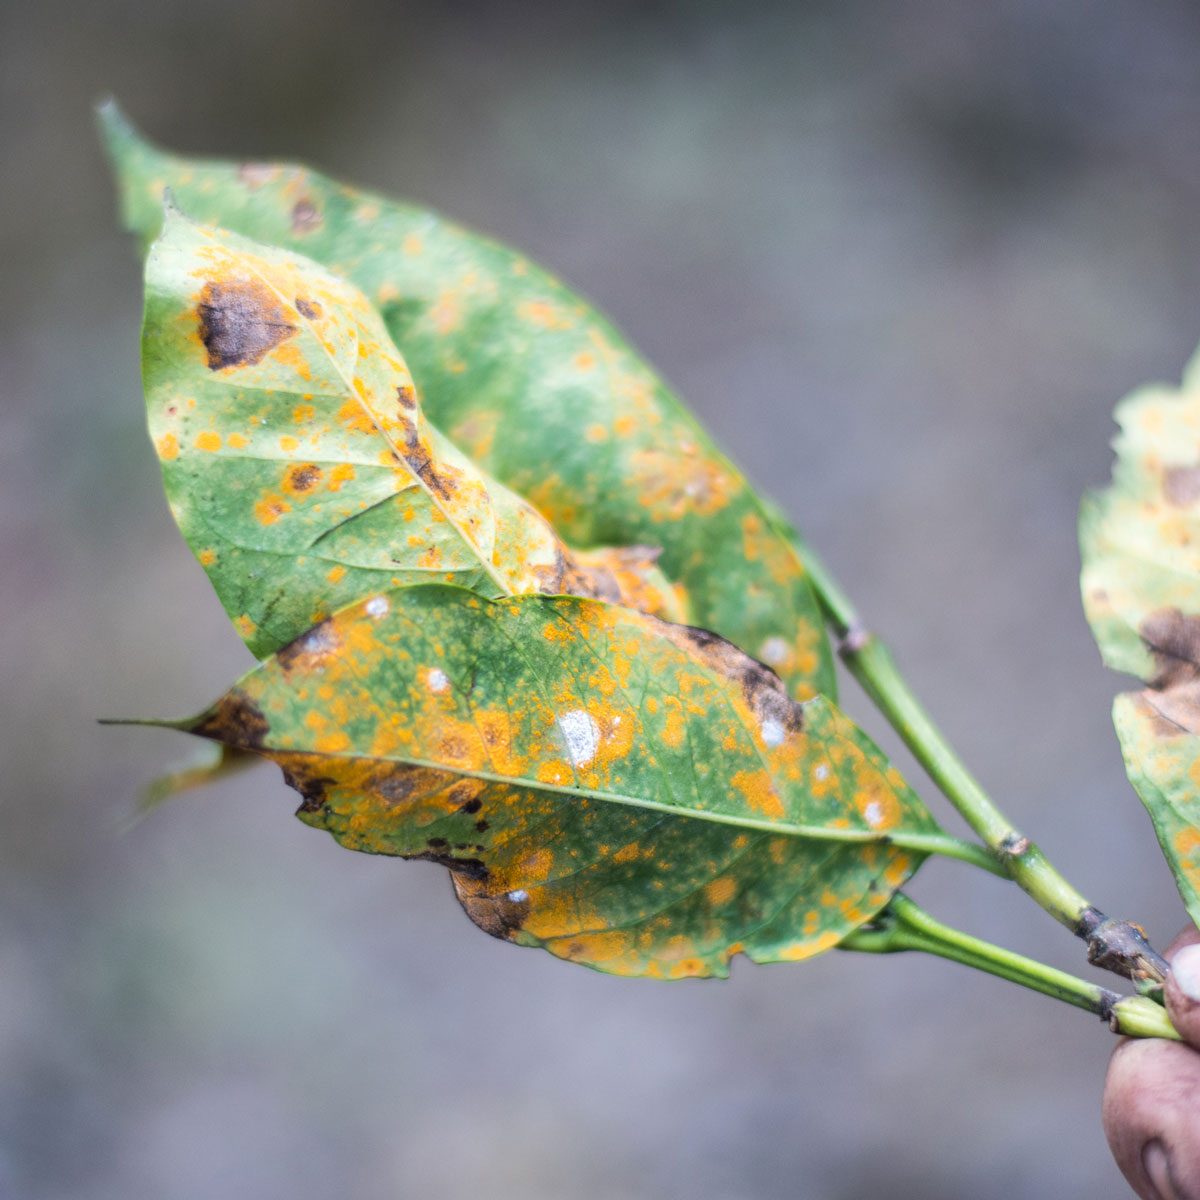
103,104,834,699
144,208,684,657
180,585,933,977
1082,352,1200,922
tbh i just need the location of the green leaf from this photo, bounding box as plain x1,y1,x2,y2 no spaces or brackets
101,102,835,700
1081,350,1200,923
173,584,931,976
1113,693,1200,921
144,206,685,657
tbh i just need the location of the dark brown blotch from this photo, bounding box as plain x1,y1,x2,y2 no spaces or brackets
281,766,335,814
275,617,341,674
662,620,804,736
285,463,323,493
198,279,296,371
1140,608,1200,691
453,874,530,939
294,297,322,320
396,384,417,411
409,849,487,879
189,688,269,750
402,425,458,501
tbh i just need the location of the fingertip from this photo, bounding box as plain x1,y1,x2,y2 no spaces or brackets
1165,942,1200,1049
1105,1034,1200,1199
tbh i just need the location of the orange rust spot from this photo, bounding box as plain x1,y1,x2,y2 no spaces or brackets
327,464,356,492
777,930,841,962
327,565,347,584
226,432,248,449
575,352,597,371
585,423,609,443
1175,826,1200,858
316,731,351,753
730,768,784,819
704,876,736,905
660,699,687,750
292,403,316,424
283,463,323,495
536,759,572,786
157,432,179,460
234,614,256,639
884,852,913,887
337,397,376,434
254,493,292,525
612,843,639,864
197,548,217,567
194,430,221,452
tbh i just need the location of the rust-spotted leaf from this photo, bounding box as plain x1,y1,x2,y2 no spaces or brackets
144,206,685,657
1081,349,1200,923
102,103,834,700
173,585,935,977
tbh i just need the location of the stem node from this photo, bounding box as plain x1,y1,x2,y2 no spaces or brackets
1077,908,1169,987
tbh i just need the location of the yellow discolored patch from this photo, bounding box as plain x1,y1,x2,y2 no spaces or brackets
518,299,574,330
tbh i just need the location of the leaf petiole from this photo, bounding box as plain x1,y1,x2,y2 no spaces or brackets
841,894,1179,1039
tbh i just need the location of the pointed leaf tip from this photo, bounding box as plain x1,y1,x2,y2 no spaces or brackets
95,97,142,157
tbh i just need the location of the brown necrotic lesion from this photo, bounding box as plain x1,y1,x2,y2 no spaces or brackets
197,278,297,370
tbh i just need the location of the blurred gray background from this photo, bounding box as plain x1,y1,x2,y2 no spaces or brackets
5,1,1200,1196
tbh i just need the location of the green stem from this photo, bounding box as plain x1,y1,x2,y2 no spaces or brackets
842,895,1179,1039
789,528,1169,987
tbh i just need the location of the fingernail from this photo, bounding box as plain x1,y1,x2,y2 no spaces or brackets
1173,943,1200,1003
1143,1139,1177,1200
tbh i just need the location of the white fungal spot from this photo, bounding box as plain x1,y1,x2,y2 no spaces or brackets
365,595,389,619
426,668,449,693
760,637,790,666
760,718,785,747
814,763,830,782
864,801,884,829
557,709,601,768
506,889,529,904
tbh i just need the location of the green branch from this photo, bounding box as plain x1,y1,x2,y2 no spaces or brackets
788,528,1169,988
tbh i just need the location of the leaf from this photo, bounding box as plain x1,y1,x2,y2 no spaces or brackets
101,102,835,700
144,206,685,657
1081,350,1200,923
172,584,933,977
1112,694,1200,921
